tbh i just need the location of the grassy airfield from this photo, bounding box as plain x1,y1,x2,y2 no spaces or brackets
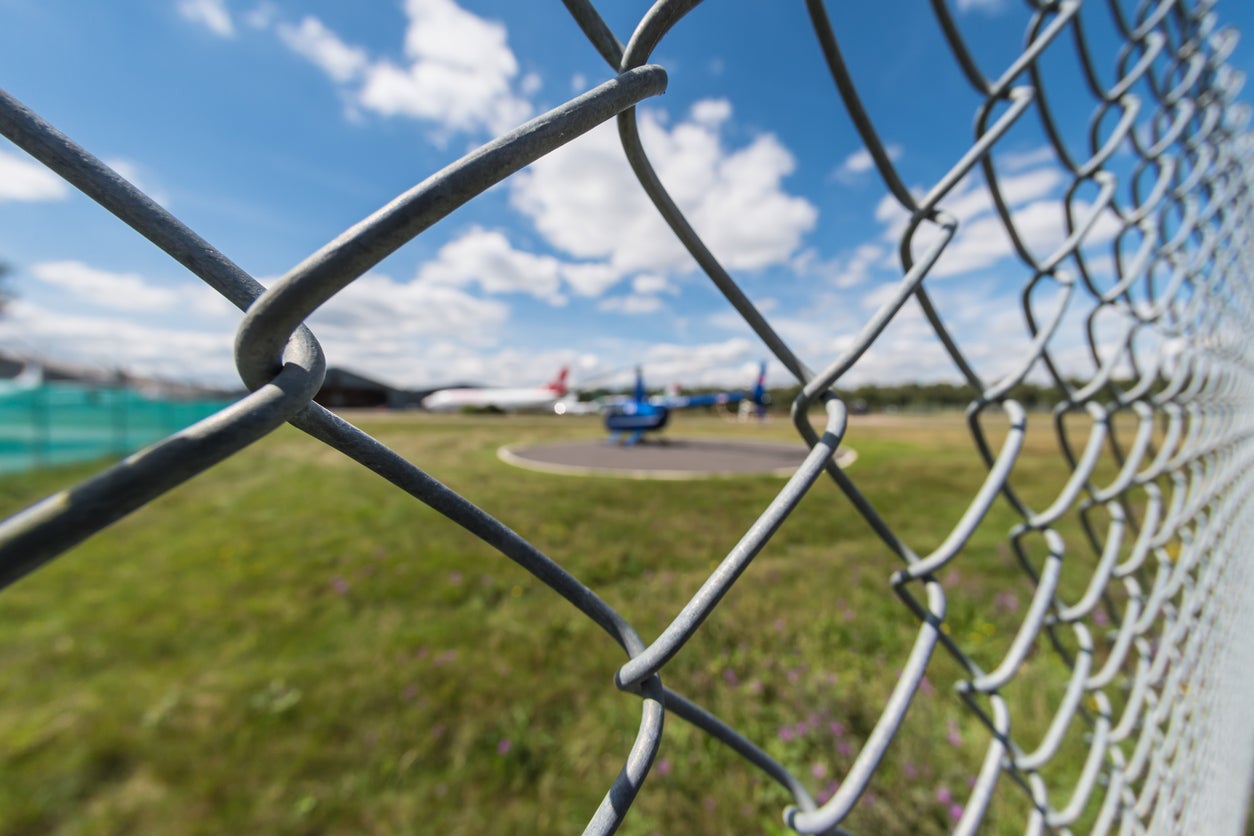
0,409,1141,834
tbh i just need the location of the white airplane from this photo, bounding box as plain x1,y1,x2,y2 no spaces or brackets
420,367,570,413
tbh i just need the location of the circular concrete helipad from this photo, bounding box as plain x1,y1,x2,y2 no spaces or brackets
498,437,857,480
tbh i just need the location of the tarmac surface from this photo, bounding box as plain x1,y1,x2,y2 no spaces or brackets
498,436,857,480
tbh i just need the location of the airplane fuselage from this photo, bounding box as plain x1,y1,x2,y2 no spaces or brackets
420,386,565,412
420,367,569,413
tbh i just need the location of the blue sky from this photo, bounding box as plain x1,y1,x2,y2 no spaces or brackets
0,0,1251,392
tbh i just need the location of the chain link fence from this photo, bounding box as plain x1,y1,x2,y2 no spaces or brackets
2,0,1253,832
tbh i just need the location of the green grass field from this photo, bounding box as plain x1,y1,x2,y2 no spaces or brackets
0,409,1156,834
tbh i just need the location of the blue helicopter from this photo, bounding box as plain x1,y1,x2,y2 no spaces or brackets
604,362,768,445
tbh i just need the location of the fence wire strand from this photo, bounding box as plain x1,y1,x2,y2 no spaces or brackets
3,0,1254,833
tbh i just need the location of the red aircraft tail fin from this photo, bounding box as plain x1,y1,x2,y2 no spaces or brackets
547,367,569,395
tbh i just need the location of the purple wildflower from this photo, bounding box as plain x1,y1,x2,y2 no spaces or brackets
947,717,962,747
994,590,1021,613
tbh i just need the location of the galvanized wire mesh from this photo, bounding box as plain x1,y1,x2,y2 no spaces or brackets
2,0,1253,832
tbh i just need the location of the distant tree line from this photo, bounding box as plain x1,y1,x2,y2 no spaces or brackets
766,379,1100,413
578,378,1105,414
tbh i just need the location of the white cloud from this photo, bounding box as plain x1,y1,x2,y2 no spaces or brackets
874,189,908,227
921,196,1122,279
690,98,732,127
400,0,508,73
820,257,1131,390
956,0,1009,13
177,0,235,38
579,339,776,394
410,226,666,304
244,2,277,30
598,294,663,315
273,0,533,136
511,121,667,268
276,17,368,84
833,144,901,183
631,274,676,295
0,299,237,384
510,99,817,279
560,262,620,297
411,345,586,389
858,280,909,312
0,149,69,202
519,72,542,97
842,148,876,174
686,144,1135,390
310,271,509,350
418,227,566,305
28,260,238,322
874,162,1066,247
774,181,1129,387
300,306,598,388
638,338,760,387
793,242,887,288
814,283,1031,387
32,261,183,312
999,146,1058,171
946,166,1065,225
357,57,529,135
865,155,1124,280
